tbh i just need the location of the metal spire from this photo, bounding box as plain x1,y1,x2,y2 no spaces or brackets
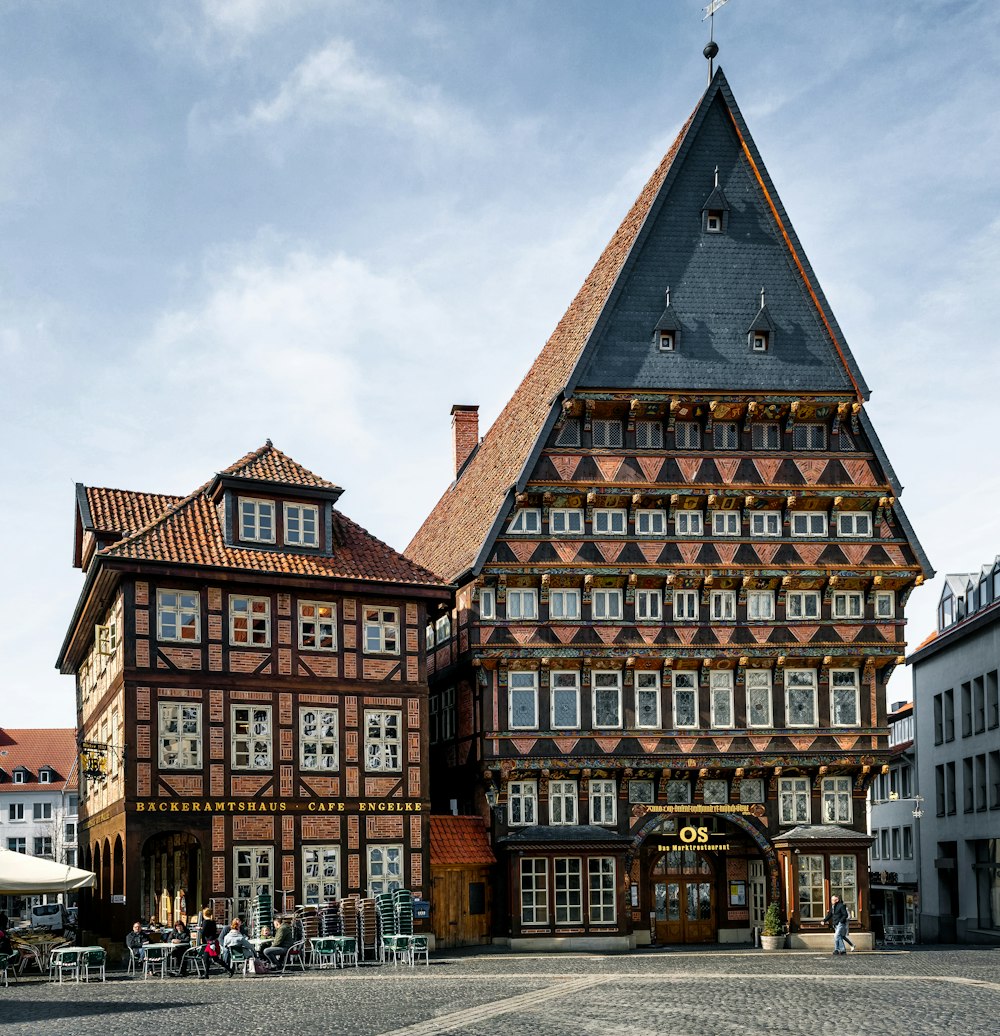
703,0,732,84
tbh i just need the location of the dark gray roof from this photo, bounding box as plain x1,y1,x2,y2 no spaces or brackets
653,299,681,332
573,75,870,396
772,825,874,845
702,183,730,212
748,303,775,333
498,825,632,846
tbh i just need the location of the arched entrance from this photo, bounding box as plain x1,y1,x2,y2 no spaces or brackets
650,849,716,944
140,832,202,926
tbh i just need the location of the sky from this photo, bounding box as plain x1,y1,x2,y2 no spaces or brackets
2,0,998,727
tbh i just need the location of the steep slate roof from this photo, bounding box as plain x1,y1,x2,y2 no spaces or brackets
0,729,77,790
406,68,928,584
429,815,496,866
97,443,442,587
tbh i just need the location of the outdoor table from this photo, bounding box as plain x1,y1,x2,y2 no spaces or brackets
50,945,102,983
248,937,272,953
142,942,173,979
14,936,67,974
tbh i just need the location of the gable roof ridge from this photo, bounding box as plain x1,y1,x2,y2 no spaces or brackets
219,440,341,492
100,479,215,560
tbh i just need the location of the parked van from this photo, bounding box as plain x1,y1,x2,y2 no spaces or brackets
30,903,69,932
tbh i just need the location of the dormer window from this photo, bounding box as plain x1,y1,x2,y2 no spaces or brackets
653,287,680,352
706,211,723,233
658,330,676,352
239,498,275,543
284,503,319,548
13,770,26,784
39,769,51,784
701,167,730,234
748,288,775,353
751,331,769,352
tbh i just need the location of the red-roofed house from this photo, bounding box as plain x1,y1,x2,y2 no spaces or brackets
0,728,79,916
58,443,449,939
428,816,495,947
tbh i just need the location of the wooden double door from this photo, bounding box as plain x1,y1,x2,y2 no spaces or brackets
651,850,716,944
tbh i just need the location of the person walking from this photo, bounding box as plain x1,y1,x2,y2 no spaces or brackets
822,895,855,955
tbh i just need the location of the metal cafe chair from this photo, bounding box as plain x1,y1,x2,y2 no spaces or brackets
80,948,106,983
278,939,308,975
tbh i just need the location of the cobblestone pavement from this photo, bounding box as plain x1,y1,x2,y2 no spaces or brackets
3,947,998,1036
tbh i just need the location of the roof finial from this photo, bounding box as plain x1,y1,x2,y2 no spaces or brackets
760,287,766,309
265,438,273,447
714,166,719,188
665,286,671,307
703,0,731,84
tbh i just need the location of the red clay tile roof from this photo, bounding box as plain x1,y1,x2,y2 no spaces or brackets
405,107,698,583
429,815,496,866
219,441,341,492
97,444,444,587
0,729,77,790
914,630,938,650
85,487,181,537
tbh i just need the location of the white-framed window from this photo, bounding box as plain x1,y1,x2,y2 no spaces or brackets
555,419,581,446
157,590,201,643
746,669,773,727
798,854,824,918
703,779,728,805
713,422,739,449
239,497,275,543
790,511,827,537
551,671,581,729
833,592,864,620
363,607,399,654
779,776,811,824
636,589,662,621
364,710,401,771
550,589,581,620
298,601,337,651
750,331,769,352
507,589,539,620
710,590,736,621
658,329,676,352
425,622,435,650
509,671,539,729
520,857,547,922
675,421,701,448
751,423,782,449
675,510,703,536
509,781,538,826
830,855,857,918
636,509,667,535
592,589,623,620
792,423,827,450
837,511,872,537
7,838,25,852
750,511,781,537
712,511,740,536
367,845,403,897
299,707,338,771
635,420,664,448
435,613,452,642
747,590,774,621
13,771,25,785
158,702,202,769
875,591,895,619
831,669,861,726
32,836,52,857
550,508,584,534
8,804,23,822
592,419,623,447
508,508,541,534
589,780,617,825
32,802,52,821
636,671,661,728
673,590,699,621
589,858,616,923
593,508,627,535
786,591,820,620
303,846,340,904
232,705,272,769
822,776,853,824
593,671,623,728
710,670,734,728
673,671,698,728
39,769,51,784
554,858,583,924
479,587,496,619
786,669,818,727
230,595,270,646
284,502,319,547
549,780,578,825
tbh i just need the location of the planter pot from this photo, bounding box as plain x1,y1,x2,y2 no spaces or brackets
760,934,785,951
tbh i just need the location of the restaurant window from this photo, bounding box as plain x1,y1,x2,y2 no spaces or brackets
158,702,202,769
554,858,583,924
299,707,338,771
364,710,401,772
831,669,861,727
232,706,272,769
234,847,273,926
636,671,661,728
830,855,857,918
710,670,734,727
746,670,773,727
798,854,825,920
367,845,403,897
302,846,340,905
673,671,698,728
593,671,623,728
520,858,548,924
786,669,818,727
509,671,539,730
551,671,580,729
589,858,617,924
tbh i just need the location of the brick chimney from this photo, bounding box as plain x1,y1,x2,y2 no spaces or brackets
451,405,479,476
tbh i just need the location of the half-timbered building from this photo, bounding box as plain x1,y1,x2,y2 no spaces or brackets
408,69,933,950
57,443,449,938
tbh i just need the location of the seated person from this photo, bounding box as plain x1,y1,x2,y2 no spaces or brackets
221,918,253,967
262,919,294,969
0,927,14,959
125,920,148,963
167,920,191,974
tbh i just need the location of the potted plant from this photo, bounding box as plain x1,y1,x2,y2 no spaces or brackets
760,902,785,951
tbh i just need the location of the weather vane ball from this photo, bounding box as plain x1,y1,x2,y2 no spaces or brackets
704,41,719,61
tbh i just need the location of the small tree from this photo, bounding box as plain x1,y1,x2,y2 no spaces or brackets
762,902,784,936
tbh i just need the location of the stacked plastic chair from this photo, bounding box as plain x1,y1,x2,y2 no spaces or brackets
252,893,273,938
358,898,378,961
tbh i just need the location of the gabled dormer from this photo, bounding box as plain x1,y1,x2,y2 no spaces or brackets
207,441,345,557
652,287,681,352
701,166,730,234
747,288,776,353
12,766,30,784
38,766,54,784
